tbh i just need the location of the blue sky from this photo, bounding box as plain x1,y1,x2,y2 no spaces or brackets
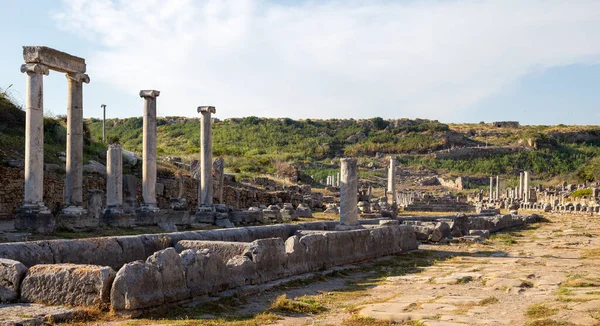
1,0,599,125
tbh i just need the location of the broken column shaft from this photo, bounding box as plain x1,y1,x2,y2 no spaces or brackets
340,158,358,226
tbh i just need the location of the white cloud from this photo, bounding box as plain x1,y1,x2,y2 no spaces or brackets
54,0,600,120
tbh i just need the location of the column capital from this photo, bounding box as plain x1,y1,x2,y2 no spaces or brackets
139,90,160,98
20,63,49,75
198,106,216,114
66,72,90,84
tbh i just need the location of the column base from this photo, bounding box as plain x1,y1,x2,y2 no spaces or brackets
101,206,134,227
57,206,98,232
194,205,216,224
135,204,161,226
15,203,55,234
335,224,364,231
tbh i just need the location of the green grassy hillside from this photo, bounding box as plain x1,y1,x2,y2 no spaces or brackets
85,116,600,183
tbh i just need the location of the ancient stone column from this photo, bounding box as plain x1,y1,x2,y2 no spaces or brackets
519,172,524,199
496,176,500,200
20,63,49,209
213,157,225,204
340,158,358,226
106,144,123,209
336,172,340,187
489,177,494,200
63,72,90,212
387,157,396,205
198,106,216,206
524,171,530,202
140,90,160,208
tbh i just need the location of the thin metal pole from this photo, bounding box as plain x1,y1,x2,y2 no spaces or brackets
101,104,106,143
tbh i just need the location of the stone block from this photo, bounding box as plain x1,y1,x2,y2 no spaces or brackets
146,248,190,303
285,235,309,275
21,264,115,306
14,208,55,234
226,255,257,286
48,238,125,271
56,211,98,232
429,222,451,242
469,230,490,239
0,259,27,303
194,210,216,224
175,240,251,264
244,238,287,282
0,241,54,267
215,218,234,228
100,209,134,227
111,261,164,311
23,46,86,73
180,249,232,297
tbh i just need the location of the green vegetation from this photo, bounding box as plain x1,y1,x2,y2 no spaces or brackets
526,303,558,319
571,188,593,198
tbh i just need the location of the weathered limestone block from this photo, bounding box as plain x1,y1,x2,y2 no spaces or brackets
285,235,309,275
175,240,251,264
244,238,287,282
180,249,232,297
469,230,490,239
413,225,433,241
299,233,328,271
23,46,86,73
296,203,312,218
397,225,419,251
0,259,27,302
139,234,174,259
429,222,451,242
280,206,298,221
49,238,124,271
226,255,257,286
146,248,190,303
111,261,163,311
21,264,115,306
0,241,54,267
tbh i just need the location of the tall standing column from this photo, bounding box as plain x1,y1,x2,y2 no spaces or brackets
519,172,524,199
489,177,494,200
387,157,396,205
106,144,123,209
336,172,340,187
20,63,49,208
140,90,160,208
198,106,216,206
64,72,90,211
340,158,358,226
496,176,500,200
524,171,530,202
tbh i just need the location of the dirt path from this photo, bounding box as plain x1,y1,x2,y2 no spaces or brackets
85,212,600,325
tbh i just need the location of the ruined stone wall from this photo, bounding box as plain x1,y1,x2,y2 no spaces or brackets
0,223,418,310
0,166,311,219
434,147,524,160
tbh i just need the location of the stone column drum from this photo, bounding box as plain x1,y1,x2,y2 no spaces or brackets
340,158,358,226
20,63,49,210
489,177,494,200
198,106,216,206
387,157,396,205
106,144,123,209
63,72,90,212
140,90,160,209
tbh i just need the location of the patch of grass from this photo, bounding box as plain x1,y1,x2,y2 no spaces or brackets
526,303,558,319
524,319,576,326
341,315,392,326
123,313,283,326
456,276,474,284
479,296,499,305
581,248,600,259
267,294,326,315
